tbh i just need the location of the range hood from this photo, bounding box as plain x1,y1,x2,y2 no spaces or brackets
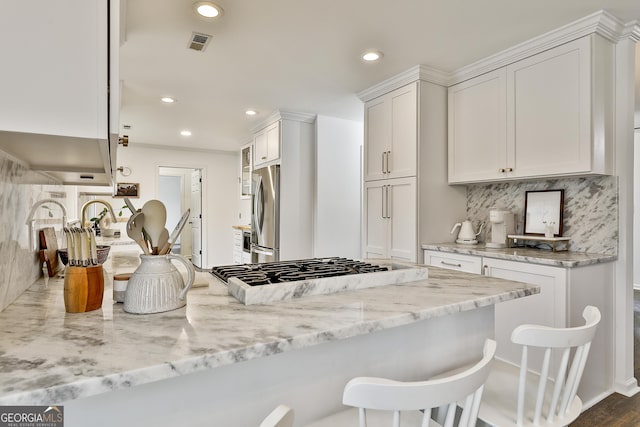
0,131,116,186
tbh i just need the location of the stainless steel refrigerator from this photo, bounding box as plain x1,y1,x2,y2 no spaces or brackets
251,164,280,263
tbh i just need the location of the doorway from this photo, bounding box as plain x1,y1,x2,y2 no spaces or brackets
158,167,202,267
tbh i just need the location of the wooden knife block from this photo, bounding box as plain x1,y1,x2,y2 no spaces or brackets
64,265,104,313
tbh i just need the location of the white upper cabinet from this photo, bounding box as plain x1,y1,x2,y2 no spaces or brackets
448,68,507,182
448,34,613,184
254,121,280,167
364,82,417,181
0,0,120,185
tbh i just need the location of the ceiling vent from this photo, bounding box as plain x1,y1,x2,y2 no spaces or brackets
188,32,212,52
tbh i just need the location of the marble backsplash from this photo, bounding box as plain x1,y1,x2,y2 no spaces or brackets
466,176,617,255
0,150,65,312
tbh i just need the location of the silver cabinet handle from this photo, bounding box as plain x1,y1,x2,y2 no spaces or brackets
381,185,385,219
441,261,462,268
385,185,390,219
483,265,488,275
506,167,513,172
386,151,391,173
498,168,505,173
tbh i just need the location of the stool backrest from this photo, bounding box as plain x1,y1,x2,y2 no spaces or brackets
511,305,601,426
259,404,294,427
342,339,497,427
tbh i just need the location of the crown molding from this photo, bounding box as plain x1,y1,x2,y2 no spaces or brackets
358,10,634,97
620,21,640,43
252,110,317,133
449,10,626,85
357,65,451,102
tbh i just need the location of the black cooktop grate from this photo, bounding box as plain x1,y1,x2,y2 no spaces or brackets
210,257,388,287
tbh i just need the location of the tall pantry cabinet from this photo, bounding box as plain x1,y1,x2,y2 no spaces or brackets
360,71,466,262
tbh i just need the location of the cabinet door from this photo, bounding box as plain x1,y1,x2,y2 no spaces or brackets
240,143,252,198
364,96,389,181
265,122,280,162
363,181,388,258
448,68,507,183
485,258,567,368
424,250,482,274
507,37,591,178
254,130,267,166
388,82,417,179
387,177,417,261
233,229,243,264
0,0,108,139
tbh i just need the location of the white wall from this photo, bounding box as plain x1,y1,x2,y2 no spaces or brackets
116,144,238,268
314,115,363,259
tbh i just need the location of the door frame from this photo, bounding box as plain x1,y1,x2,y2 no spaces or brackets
155,163,207,267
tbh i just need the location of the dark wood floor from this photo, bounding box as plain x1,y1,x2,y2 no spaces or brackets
570,291,640,426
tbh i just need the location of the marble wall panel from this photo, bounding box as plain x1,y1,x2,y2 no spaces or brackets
0,150,65,312
466,176,617,255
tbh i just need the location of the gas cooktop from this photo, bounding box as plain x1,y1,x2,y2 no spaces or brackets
210,257,389,286
210,257,430,305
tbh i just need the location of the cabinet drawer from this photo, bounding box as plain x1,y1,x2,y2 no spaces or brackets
424,250,482,274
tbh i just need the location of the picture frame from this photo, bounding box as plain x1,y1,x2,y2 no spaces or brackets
524,189,564,237
114,182,140,198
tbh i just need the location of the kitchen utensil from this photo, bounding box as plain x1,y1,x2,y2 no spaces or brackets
450,220,485,245
156,228,169,255
79,227,90,266
124,254,195,314
87,227,99,265
124,197,137,213
64,265,104,313
159,209,191,255
38,227,59,276
72,228,83,266
141,200,167,253
127,212,150,255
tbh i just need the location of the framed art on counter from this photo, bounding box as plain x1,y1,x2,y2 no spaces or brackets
524,189,564,236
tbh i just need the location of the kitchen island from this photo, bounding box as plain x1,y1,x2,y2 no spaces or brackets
0,262,537,426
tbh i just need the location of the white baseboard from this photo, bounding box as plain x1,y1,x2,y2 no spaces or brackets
581,389,615,410
615,378,640,397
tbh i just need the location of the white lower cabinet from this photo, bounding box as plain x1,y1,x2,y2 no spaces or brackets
424,250,613,406
232,229,243,264
423,250,482,274
483,258,567,371
364,178,416,262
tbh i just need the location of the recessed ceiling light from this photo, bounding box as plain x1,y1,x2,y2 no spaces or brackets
194,2,223,18
245,110,257,116
362,50,383,62
180,130,192,136
161,97,176,103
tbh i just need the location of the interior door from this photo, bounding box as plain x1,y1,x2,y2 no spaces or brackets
191,169,202,268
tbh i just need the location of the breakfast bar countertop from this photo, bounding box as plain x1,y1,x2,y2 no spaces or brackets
421,242,617,268
0,264,538,406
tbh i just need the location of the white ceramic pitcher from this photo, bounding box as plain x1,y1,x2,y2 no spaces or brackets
124,254,195,314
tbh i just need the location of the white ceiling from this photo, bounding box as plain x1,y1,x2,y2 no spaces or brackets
119,0,640,152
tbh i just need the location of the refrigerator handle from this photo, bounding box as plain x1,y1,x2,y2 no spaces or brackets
254,176,264,234
252,246,273,256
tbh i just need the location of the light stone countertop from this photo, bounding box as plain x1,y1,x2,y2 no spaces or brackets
0,264,538,406
421,243,616,268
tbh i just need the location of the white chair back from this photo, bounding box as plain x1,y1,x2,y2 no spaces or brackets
259,404,294,427
342,338,496,427
511,305,601,426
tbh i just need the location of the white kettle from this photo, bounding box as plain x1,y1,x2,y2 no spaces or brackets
451,220,485,245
